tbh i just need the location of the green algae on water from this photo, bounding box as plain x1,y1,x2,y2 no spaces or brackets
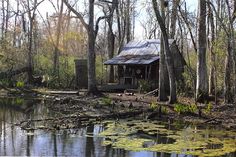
99,120,236,156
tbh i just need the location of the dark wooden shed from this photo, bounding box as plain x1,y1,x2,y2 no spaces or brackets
104,39,186,90
74,59,88,89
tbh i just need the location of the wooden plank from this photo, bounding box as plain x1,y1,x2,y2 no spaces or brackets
99,84,138,92
45,91,79,95
143,88,158,97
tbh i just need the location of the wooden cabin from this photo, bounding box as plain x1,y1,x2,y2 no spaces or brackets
104,39,186,90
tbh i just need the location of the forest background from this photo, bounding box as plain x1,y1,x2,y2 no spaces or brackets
0,0,235,104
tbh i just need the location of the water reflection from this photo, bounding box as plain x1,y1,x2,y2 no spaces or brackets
0,98,235,157
0,98,173,156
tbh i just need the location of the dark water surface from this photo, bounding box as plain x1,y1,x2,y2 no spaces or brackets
0,97,235,157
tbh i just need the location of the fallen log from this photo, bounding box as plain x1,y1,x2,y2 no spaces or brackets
203,117,223,124
0,84,11,91
17,108,153,126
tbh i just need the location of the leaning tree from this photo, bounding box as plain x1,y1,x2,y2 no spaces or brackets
63,0,115,95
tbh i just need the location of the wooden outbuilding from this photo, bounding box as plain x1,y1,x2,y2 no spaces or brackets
74,59,88,89
104,39,186,90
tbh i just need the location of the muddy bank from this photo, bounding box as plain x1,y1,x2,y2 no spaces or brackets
13,90,236,131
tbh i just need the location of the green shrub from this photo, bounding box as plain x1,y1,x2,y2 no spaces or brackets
174,103,187,115
204,102,213,114
16,81,24,88
34,54,76,89
101,97,112,106
189,104,198,113
149,101,158,110
161,106,168,114
174,103,197,115
96,55,106,85
15,98,24,105
0,79,12,86
139,80,151,93
180,67,196,96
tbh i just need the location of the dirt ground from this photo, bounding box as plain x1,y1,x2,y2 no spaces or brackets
108,93,236,129
2,88,235,131
36,91,236,131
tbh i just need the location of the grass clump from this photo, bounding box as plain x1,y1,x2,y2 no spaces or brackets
100,97,112,106
149,101,158,110
174,103,198,115
204,102,213,114
16,81,24,88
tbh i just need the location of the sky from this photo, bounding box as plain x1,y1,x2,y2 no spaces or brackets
36,0,198,39
135,0,198,39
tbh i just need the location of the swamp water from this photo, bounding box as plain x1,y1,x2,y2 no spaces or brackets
0,97,236,157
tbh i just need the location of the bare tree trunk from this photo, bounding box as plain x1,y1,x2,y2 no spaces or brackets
153,0,177,103
4,0,9,37
158,0,168,101
170,0,180,39
177,14,184,54
196,0,208,102
64,0,114,95
28,21,34,84
13,1,20,47
26,0,37,84
208,0,235,103
224,40,233,103
1,0,5,39
126,0,131,43
116,1,123,54
159,36,168,101
107,23,115,83
229,1,236,103
53,0,64,79
106,0,116,83
208,1,215,96
24,0,43,84
224,0,236,103
116,1,126,54
87,0,98,94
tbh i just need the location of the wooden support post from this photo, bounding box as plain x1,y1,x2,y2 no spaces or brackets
105,65,108,84
145,66,148,80
132,67,135,85
148,65,152,80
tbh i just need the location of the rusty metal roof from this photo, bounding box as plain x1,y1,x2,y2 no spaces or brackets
104,39,174,65
104,55,160,65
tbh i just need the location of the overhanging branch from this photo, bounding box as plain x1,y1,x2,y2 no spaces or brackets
95,0,116,36
95,14,112,36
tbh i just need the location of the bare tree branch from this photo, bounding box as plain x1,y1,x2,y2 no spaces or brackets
95,13,114,36
94,0,116,36
62,0,89,31
20,0,45,15
48,0,58,12
207,1,230,37
178,3,197,54
36,9,56,48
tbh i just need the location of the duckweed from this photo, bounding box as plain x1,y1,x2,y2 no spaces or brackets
113,138,152,151
99,120,236,156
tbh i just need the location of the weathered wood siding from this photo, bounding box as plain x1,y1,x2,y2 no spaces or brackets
75,59,88,89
